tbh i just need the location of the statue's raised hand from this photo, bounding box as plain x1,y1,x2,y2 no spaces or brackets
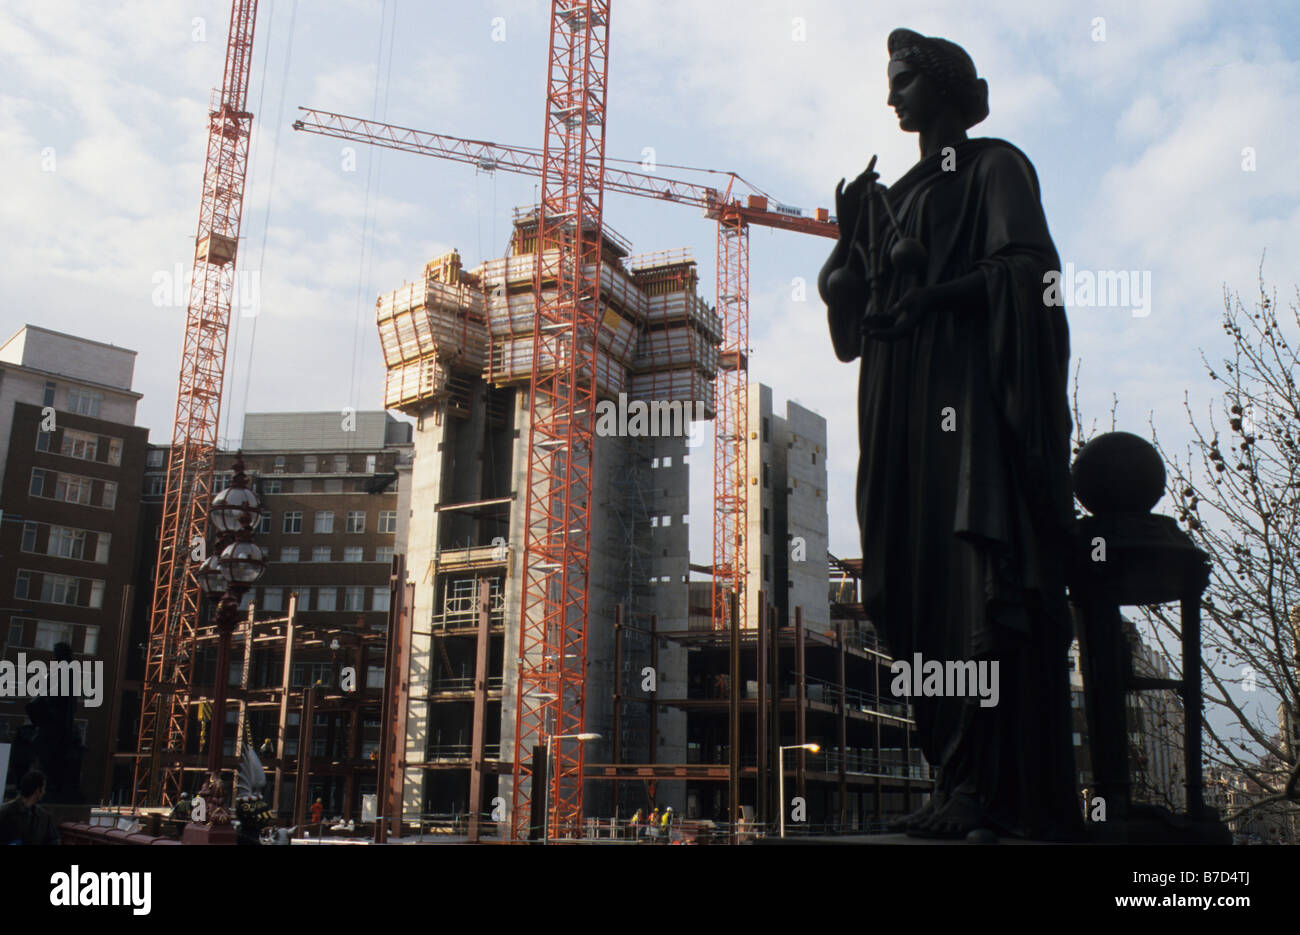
835,156,880,237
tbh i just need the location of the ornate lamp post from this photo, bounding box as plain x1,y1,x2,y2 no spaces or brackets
183,454,266,845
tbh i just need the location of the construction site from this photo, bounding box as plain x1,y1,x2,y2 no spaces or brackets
117,0,937,843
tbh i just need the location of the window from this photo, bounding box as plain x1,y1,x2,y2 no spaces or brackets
292,479,311,493
811,451,817,465
262,478,282,494
146,449,165,468
88,580,104,609
20,522,38,553
763,555,771,583
762,416,770,443
262,588,283,612
378,511,397,533
15,571,31,600
365,455,377,473
258,512,271,534
303,455,317,473
35,620,75,651
54,474,91,505
372,587,390,612
94,533,110,563
29,469,48,497
346,511,365,533
67,389,103,417
312,547,332,563
316,588,337,611
283,512,302,534
324,478,343,493
763,508,770,535
375,546,394,564
145,475,166,496
280,547,299,563
343,546,364,563
662,515,672,527
274,456,286,474
314,511,334,534
100,481,117,510
333,455,348,473
294,588,309,611
343,587,365,611
36,430,52,452
43,381,56,407
41,574,79,605
762,463,769,489
662,456,673,468
49,527,86,560
60,429,98,462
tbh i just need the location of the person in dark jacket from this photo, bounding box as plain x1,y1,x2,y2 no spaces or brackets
0,771,61,845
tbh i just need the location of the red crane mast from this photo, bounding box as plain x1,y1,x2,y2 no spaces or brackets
133,0,260,807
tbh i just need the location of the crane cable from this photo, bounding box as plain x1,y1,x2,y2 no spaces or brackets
224,0,299,450
347,0,397,427
221,0,275,450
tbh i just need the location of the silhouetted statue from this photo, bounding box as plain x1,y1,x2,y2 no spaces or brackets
819,29,1079,840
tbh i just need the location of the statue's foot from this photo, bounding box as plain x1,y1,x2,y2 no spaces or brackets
906,792,996,840
888,792,944,833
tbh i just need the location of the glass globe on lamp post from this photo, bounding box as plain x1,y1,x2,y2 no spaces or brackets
197,555,230,597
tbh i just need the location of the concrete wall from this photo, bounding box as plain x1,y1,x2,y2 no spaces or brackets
0,325,136,391
779,400,829,632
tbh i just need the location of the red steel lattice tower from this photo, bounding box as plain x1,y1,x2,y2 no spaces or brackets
133,0,260,807
712,206,749,634
510,0,611,841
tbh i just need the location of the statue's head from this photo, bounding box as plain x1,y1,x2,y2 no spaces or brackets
886,29,989,134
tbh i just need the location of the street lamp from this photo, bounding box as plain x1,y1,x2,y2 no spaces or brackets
186,453,266,844
778,743,820,838
543,732,600,844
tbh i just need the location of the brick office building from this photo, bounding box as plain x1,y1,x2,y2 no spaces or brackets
0,325,148,801
113,411,412,810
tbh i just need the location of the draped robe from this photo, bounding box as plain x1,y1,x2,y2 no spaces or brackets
828,137,1080,837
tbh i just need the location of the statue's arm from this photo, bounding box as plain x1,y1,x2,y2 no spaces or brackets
925,268,989,316
820,236,868,362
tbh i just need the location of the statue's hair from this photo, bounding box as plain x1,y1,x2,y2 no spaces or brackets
887,28,989,130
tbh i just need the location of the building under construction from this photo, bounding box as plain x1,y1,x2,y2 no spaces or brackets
377,213,934,836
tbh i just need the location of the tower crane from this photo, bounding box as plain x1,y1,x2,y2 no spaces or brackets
133,0,261,807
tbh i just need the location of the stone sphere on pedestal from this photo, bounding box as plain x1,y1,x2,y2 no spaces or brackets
1071,431,1165,514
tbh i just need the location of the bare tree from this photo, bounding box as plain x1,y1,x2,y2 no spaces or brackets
1073,266,1300,837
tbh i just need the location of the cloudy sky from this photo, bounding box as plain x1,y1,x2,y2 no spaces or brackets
3,0,1297,586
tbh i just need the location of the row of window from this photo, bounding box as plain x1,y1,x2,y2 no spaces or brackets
19,521,111,563
278,510,395,534
271,454,378,475
257,586,389,613
276,545,394,564
168,454,382,479
6,617,100,655
14,570,106,609
36,427,124,466
143,475,396,498
29,468,118,509
41,380,104,418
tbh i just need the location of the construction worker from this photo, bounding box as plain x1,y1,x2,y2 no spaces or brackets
628,808,641,840
648,807,660,839
661,806,674,841
310,797,324,826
